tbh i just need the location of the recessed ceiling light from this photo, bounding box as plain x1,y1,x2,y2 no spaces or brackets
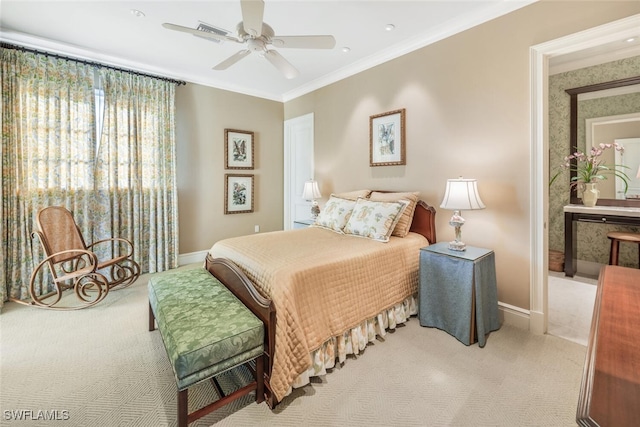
130,9,145,18
341,47,351,53
385,24,395,32
626,37,636,43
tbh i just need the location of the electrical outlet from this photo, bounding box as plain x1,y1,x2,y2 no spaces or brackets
254,225,260,233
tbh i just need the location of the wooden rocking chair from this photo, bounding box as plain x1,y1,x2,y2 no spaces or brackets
25,206,141,310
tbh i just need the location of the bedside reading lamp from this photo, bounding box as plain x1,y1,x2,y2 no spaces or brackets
440,177,485,251
302,179,322,219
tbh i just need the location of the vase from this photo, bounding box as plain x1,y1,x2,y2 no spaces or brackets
582,182,599,207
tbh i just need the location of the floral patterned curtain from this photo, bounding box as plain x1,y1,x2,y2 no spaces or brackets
96,69,178,274
1,49,97,306
0,48,179,310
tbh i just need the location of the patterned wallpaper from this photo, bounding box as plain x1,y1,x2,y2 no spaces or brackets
549,56,640,268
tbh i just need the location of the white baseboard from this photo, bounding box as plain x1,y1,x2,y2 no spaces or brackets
499,302,531,330
178,250,209,266
576,260,603,278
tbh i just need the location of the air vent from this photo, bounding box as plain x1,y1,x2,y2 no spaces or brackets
195,22,230,44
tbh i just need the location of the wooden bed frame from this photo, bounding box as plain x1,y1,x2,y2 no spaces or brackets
204,199,436,408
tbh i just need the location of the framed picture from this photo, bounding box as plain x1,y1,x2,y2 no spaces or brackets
225,129,254,169
369,109,406,166
224,174,254,214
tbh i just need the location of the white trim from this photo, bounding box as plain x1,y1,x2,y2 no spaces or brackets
282,1,536,102
178,250,209,266
529,13,640,335
499,302,531,330
1,1,535,103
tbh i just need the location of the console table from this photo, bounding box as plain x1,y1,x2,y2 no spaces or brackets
563,205,640,277
577,265,640,427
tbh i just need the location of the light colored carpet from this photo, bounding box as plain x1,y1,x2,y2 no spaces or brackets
1,268,587,426
548,272,597,347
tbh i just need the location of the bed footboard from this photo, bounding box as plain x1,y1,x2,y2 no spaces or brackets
204,255,278,408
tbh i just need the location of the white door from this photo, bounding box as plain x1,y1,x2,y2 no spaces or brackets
284,113,314,230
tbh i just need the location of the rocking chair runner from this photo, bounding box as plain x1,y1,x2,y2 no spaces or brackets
23,206,141,310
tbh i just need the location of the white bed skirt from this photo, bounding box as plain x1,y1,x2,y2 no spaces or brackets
287,294,418,393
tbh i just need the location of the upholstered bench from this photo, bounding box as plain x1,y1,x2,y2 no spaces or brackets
148,267,265,426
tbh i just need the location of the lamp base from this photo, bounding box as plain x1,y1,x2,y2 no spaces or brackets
448,211,467,251
311,202,320,220
448,240,467,251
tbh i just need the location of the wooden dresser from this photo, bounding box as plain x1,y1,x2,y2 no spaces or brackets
577,265,640,427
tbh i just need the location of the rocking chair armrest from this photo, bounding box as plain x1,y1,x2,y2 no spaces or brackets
31,249,100,283
86,237,135,258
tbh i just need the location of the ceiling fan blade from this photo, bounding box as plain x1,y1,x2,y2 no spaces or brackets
240,0,264,37
213,50,251,70
271,35,336,49
162,23,241,43
264,50,299,79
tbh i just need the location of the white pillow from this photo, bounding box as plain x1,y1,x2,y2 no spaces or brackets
343,198,408,242
331,189,372,201
313,196,356,233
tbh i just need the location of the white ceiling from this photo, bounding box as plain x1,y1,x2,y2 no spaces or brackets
0,0,537,101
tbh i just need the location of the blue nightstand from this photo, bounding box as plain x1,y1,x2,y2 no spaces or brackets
418,242,501,347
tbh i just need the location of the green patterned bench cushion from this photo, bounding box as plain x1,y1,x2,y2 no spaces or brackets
148,267,264,390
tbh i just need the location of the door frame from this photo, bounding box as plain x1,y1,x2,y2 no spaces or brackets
529,14,640,334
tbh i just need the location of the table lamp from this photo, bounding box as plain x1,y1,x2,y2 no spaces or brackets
302,179,322,219
440,177,485,251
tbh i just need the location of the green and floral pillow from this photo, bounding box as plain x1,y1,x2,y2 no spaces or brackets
313,195,357,233
343,198,408,242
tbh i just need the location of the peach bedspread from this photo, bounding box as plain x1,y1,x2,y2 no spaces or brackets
209,227,428,401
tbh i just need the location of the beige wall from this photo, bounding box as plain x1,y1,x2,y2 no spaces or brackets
175,84,284,254
284,1,640,310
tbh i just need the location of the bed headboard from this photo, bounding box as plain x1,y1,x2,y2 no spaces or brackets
410,200,437,244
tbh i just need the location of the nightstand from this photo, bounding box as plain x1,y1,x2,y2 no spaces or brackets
418,242,501,347
293,219,314,229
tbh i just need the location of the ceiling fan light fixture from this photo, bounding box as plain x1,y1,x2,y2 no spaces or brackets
163,0,333,79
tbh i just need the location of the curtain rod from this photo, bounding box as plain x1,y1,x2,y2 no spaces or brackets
1,42,186,86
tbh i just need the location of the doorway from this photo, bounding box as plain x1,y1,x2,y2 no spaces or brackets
529,13,640,335
284,113,315,230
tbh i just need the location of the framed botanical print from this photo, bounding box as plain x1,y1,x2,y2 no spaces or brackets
225,129,254,169
224,174,254,214
369,109,406,166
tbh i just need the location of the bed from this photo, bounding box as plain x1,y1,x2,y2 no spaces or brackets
205,192,436,408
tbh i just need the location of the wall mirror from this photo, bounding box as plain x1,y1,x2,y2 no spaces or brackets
566,76,640,206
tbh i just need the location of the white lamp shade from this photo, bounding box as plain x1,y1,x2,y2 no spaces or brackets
440,178,485,210
302,180,322,200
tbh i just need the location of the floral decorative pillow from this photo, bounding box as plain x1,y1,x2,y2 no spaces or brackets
343,198,409,242
369,191,419,237
313,196,357,233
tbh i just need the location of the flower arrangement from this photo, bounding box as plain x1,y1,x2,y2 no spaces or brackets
551,142,630,193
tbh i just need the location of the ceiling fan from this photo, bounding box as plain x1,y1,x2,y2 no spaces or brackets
162,0,336,79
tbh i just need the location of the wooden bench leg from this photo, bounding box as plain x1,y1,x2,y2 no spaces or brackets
178,389,188,427
256,354,264,404
148,303,155,331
